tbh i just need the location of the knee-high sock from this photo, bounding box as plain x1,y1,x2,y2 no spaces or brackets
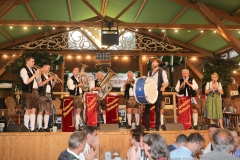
24,115,30,129
37,115,43,128
103,115,106,124
135,114,139,125
193,113,198,126
30,114,36,131
44,115,49,129
127,114,132,125
160,115,164,125
76,115,80,127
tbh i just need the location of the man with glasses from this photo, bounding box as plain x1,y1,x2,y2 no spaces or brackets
170,133,204,159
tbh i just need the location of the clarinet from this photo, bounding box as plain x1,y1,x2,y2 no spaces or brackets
212,80,216,97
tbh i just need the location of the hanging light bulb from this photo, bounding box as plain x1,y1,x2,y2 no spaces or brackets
175,29,178,32
201,30,203,33
10,26,13,29
38,27,41,30
149,29,151,32
24,26,27,30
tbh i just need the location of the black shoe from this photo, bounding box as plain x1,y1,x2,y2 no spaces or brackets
44,128,51,132
145,128,150,131
38,128,45,132
161,125,166,131
125,125,132,129
30,129,37,132
193,125,199,130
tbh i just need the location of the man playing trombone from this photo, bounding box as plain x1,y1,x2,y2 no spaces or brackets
121,71,140,129
37,63,57,132
20,56,41,132
67,67,92,130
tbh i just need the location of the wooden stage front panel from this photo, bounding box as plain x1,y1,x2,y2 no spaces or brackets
0,130,210,160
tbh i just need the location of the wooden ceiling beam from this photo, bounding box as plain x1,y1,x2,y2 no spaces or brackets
133,0,146,23
170,6,188,24
0,49,208,57
101,0,108,17
233,8,240,15
25,2,37,20
188,30,210,44
1,20,240,30
67,0,73,21
215,46,232,54
170,0,240,25
186,60,203,79
135,28,213,56
114,0,137,21
0,28,12,41
82,0,103,21
197,2,240,54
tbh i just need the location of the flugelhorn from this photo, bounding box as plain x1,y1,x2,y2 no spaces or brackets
47,72,63,84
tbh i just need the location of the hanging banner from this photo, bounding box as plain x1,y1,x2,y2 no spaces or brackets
62,97,75,132
85,93,98,126
178,96,192,130
105,95,119,124
142,104,156,128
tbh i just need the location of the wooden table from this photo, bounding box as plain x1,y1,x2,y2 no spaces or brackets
223,112,240,129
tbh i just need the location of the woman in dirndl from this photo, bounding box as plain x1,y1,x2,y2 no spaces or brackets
205,72,224,129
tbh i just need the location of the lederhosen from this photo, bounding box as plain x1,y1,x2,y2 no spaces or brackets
21,66,39,109
145,68,163,130
69,76,84,109
124,83,138,109
95,80,105,110
38,74,53,111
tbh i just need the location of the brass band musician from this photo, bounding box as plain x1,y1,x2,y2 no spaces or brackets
67,67,92,130
90,71,106,124
37,63,57,132
121,71,140,129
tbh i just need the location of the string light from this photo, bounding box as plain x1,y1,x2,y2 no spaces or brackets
175,29,178,32
201,30,203,33
77,55,81,59
233,71,236,74
94,27,97,30
114,56,118,59
123,56,127,59
81,27,83,30
135,28,138,31
52,27,55,30
87,55,90,59
162,29,165,32
24,26,27,30
38,27,41,30
67,55,72,58
149,29,151,32
214,30,216,33
67,27,69,30
10,26,13,29
188,30,190,32
122,28,125,31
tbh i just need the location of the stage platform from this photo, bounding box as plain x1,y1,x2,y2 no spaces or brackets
0,130,211,160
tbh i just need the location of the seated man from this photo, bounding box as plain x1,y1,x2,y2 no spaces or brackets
170,133,204,160
168,134,188,152
58,131,94,160
203,124,219,154
228,128,240,158
201,129,237,160
79,126,99,160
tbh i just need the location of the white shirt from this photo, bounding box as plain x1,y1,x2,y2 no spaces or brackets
205,81,222,99
79,143,90,160
120,81,134,96
20,67,38,89
203,142,212,154
175,78,198,95
147,69,168,86
67,76,83,94
38,74,52,93
66,148,80,159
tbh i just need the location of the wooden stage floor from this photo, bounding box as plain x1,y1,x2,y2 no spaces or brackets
0,129,211,160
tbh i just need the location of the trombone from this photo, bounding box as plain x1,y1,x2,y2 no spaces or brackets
33,65,63,84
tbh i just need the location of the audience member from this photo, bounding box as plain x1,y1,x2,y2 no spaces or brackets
126,129,144,160
170,133,204,160
228,128,240,158
143,133,169,160
140,132,149,160
79,126,99,160
168,134,188,152
201,129,237,160
203,124,219,154
58,131,87,160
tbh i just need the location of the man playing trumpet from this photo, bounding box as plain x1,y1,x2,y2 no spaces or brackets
37,63,57,132
67,67,92,130
20,56,41,132
121,71,140,129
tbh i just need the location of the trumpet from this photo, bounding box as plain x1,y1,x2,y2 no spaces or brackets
47,72,63,84
127,79,135,85
33,65,42,71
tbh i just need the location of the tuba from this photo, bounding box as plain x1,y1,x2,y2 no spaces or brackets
79,63,90,92
98,67,117,101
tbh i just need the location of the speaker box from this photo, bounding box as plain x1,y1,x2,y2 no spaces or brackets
99,124,119,132
165,123,184,131
7,124,29,132
101,30,119,46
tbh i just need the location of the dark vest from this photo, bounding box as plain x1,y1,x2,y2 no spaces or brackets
21,66,35,93
149,68,163,92
178,77,196,97
38,74,52,96
124,83,134,99
95,79,101,87
69,76,82,96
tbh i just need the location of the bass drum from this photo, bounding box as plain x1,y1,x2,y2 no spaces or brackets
133,77,158,104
